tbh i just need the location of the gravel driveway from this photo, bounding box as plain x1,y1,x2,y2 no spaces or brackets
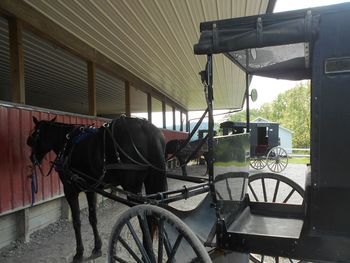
0,163,308,263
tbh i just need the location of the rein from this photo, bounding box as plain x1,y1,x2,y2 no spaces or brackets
30,166,38,205
105,117,167,172
29,117,171,199
32,154,60,177
166,107,208,161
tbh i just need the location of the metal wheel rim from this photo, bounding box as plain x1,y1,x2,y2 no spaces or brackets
108,204,211,263
267,147,288,173
248,173,304,203
249,254,304,263
248,173,305,262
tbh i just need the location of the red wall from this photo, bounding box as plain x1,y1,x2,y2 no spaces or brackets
0,103,187,215
161,129,188,143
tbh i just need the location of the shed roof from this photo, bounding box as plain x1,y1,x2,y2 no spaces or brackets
253,117,293,133
13,0,273,112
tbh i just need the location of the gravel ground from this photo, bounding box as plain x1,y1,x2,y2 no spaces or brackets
0,163,308,263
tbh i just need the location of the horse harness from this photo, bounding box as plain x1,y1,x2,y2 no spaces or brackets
49,117,162,192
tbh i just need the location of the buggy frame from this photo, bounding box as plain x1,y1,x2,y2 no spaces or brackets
107,2,350,262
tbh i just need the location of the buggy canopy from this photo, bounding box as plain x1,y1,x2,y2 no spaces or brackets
194,3,350,80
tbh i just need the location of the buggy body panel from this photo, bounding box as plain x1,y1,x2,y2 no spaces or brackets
194,2,350,262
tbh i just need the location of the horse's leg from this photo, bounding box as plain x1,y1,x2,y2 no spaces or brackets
85,192,102,258
204,152,209,175
179,157,188,176
65,192,84,262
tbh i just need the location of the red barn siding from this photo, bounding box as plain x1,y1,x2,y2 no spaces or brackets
0,103,188,215
161,129,188,143
0,103,110,215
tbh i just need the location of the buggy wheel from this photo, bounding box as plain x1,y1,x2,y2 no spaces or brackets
267,147,288,173
250,157,267,170
248,173,305,263
250,255,304,263
108,204,211,263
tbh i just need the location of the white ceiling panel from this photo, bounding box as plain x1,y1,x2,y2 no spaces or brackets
23,0,270,111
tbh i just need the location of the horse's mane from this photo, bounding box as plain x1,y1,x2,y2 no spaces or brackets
40,120,93,129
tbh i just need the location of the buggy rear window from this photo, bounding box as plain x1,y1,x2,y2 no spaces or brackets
227,43,308,73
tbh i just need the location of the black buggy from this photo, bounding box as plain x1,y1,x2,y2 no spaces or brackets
221,121,288,172
103,3,350,262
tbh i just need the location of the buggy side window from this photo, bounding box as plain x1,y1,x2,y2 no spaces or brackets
325,57,350,74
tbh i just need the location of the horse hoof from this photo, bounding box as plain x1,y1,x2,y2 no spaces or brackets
90,248,102,259
72,253,84,263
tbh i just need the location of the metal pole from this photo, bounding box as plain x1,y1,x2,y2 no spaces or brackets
206,54,219,213
245,50,250,132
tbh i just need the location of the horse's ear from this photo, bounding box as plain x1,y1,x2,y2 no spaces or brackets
33,116,39,125
50,116,57,122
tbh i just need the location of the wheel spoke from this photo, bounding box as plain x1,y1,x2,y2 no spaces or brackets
272,180,280,202
167,234,183,263
248,173,304,263
158,218,165,263
275,163,282,173
118,236,143,263
138,215,157,263
108,205,211,263
266,147,288,173
226,178,233,200
163,226,173,258
127,221,152,263
114,255,131,263
249,182,259,201
261,178,267,202
249,255,261,263
251,158,267,170
216,189,224,200
272,163,278,172
283,189,296,203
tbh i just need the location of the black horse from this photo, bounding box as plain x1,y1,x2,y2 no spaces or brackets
165,138,208,176
27,116,167,262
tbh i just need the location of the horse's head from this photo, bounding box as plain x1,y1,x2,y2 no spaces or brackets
27,116,57,165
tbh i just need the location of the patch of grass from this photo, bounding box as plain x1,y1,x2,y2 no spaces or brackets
288,157,310,164
214,161,248,167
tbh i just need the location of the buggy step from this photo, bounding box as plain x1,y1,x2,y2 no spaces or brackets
223,206,304,257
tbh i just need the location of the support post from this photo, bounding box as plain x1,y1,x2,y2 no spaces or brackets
186,111,189,132
8,18,25,104
245,49,250,132
16,208,29,242
162,100,166,129
180,111,183,131
245,72,250,132
87,61,96,116
61,198,72,221
172,106,176,130
206,54,219,216
147,93,152,122
125,81,131,117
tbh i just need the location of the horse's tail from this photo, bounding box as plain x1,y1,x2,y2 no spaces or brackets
145,127,168,195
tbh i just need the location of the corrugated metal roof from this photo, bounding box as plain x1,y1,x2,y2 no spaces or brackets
96,68,125,115
0,17,11,101
23,30,89,114
22,0,270,111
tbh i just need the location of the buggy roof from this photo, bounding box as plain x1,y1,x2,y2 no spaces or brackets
194,3,350,80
